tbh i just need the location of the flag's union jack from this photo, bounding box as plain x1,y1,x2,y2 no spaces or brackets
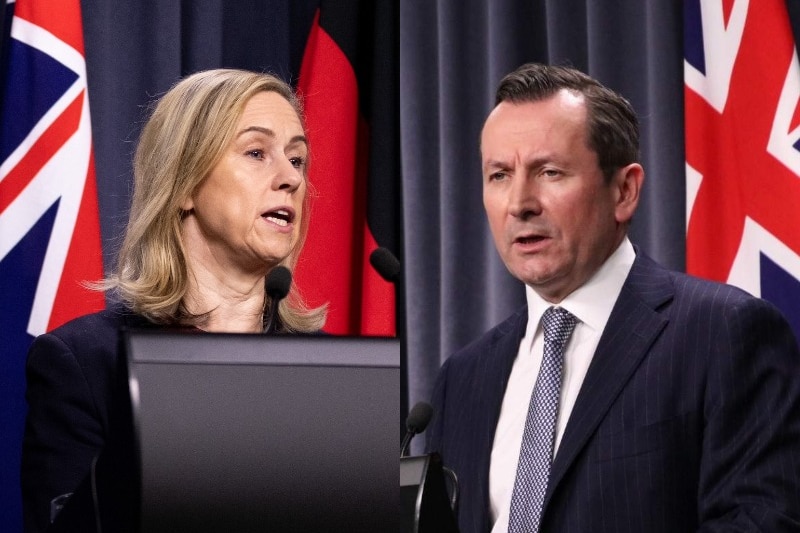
685,0,800,337
0,0,104,527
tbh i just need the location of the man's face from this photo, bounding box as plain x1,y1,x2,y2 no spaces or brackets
481,90,638,302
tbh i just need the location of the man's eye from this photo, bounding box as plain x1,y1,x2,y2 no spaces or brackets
489,172,507,181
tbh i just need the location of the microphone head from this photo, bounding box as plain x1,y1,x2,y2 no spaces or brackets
369,247,401,283
405,401,433,434
265,266,292,300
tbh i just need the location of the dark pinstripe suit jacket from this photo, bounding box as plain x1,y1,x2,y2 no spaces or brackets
427,252,800,532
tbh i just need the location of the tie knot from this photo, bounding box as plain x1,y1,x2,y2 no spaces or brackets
541,306,578,345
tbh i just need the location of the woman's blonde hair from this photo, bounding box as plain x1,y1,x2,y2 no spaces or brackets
103,69,326,332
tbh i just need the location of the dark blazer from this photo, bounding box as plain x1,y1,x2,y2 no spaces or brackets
427,252,800,532
21,308,160,533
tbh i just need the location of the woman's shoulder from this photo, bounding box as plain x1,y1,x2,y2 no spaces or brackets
35,306,156,356
49,307,136,336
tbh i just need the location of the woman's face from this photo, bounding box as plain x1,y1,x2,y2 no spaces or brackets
182,91,308,275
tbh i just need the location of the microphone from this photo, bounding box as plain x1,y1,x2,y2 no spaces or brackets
400,401,433,457
369,247,400,284
264,266,292,334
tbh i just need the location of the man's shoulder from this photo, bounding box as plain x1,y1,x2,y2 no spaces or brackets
664,267,762,308
629,254,787,334
631,251,759,308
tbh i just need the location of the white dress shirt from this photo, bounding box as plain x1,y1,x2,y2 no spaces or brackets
489,238,636,532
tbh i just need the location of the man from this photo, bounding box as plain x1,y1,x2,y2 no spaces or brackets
426,63,800,532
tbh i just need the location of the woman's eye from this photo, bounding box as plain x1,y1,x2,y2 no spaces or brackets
247,150,264,160
289,157,306,169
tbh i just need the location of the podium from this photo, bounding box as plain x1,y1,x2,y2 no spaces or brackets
401,453,459,532
123,330,400,532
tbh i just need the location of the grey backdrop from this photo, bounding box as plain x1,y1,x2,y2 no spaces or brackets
400,0,686,451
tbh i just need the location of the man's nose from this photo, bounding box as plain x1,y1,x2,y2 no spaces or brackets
508,174,541,219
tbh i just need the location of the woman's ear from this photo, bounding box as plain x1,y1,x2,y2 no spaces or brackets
180,196,194,212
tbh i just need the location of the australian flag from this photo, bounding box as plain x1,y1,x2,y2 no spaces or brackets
685,0,800,339
0,0,105,529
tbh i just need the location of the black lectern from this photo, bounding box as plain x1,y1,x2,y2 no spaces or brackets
124,330,399,532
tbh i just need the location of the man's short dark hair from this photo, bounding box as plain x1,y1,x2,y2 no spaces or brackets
495,63,640,180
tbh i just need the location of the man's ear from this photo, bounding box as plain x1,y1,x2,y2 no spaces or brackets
614,163,644,224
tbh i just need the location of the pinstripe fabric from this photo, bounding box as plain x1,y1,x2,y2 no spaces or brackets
427,252,800,533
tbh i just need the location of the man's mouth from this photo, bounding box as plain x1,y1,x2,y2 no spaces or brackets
515,235,546,245
262,208,294,227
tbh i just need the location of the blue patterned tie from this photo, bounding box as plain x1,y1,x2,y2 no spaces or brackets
508,306,578,533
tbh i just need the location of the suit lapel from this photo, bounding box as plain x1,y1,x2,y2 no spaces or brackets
544,254,674,505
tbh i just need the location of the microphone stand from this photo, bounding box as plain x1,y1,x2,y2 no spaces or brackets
370,247,410,447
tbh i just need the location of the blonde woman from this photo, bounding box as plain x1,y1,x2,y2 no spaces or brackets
21,69,326,532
